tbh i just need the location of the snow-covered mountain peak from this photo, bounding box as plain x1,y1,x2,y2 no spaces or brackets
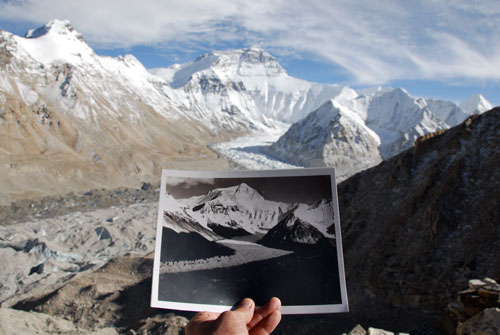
200,47,285,75
367,87,425,123
15,20,94,66
211,183,265,204
377,87,414,104
460,94,493,115
186,183,267,209
25,19,84,41
313,99,365,127
233,47,286,76
355,86,395,98
154,47,286,89
336,86,359,100
313,100,341,125
233,182,260,196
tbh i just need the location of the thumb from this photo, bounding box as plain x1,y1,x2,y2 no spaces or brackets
231,298,255,323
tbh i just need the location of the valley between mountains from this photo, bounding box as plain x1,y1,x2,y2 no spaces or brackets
0,19,499,335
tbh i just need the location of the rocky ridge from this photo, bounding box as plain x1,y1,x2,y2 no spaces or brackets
0,20,235,204
339,107,500,323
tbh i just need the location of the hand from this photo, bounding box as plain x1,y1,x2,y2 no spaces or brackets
185,297,282,335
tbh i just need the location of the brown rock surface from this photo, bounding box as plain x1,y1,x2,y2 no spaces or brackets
0,29,238,205
0,89,234,204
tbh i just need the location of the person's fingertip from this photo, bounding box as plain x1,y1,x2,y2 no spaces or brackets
249,309,282,335
239,298,255,309
267,297,281,311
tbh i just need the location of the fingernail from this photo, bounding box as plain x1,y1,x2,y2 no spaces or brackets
239,298,254,309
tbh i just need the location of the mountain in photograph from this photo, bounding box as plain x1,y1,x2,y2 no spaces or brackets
163,182,335,241
1,19,494,203
164,184,290,238
258,210,332,251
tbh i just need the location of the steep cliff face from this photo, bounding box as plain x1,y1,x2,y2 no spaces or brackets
339,107,500,312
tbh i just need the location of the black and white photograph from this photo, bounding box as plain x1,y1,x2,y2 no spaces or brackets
151,168,348,314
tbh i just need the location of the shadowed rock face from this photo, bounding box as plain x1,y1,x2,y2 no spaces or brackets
339,107,500,313
258,211,328,250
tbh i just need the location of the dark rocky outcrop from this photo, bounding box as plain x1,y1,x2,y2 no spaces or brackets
338,108,500,326
440,278,500,335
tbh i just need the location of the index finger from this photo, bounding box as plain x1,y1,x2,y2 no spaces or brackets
247,297,281,330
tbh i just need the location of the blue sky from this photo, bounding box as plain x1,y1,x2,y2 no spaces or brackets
1,0,499,106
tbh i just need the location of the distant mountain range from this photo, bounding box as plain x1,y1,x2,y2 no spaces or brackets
0,19,494,201
163,182,335,244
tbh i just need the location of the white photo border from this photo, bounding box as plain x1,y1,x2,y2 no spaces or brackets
151,168,348,314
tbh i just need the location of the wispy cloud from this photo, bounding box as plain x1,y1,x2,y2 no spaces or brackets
166,177,215,188
1,0,499,85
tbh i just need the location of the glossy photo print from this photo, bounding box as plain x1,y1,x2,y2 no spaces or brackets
151,168,348,314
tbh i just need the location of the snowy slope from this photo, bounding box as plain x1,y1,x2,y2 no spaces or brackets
265,87,494,180
151,47,346,127
265,100,382,181
5,20,183,122
364,87,448,158
18,19,95,66
293,199,335,238
459,94,493,115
